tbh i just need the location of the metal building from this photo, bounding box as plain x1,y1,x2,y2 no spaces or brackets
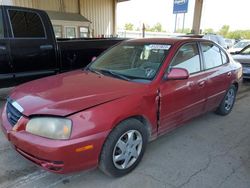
0,0,129,37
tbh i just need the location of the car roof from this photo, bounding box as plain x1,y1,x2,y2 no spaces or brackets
124,37,210,45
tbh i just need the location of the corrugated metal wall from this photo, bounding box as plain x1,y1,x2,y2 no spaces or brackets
80,0,115,37
10,0,116,37
12,0,79,13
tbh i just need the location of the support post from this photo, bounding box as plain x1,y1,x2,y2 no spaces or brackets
182,13,186,33
191,0,203,34
174,14,177,33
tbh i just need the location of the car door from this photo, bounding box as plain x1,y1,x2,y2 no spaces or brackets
6,8,57,80
159,42,206,134
200,42,233,112
0,7,13,87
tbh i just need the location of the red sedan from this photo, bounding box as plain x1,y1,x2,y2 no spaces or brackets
1,38,242,177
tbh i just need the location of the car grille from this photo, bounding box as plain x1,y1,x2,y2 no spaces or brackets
242,63,250,68
6,100,23,126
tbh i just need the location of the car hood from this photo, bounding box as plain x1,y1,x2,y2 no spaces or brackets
228,48,242,53
232,54,250,64
10,70,147,117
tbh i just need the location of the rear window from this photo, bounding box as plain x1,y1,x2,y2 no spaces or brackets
8,10,45,38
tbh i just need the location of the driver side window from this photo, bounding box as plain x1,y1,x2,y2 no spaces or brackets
170,43,201,74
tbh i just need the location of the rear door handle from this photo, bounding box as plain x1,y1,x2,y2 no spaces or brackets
40,44,53,50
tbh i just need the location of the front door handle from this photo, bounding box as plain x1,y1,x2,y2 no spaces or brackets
227,72,232,77
198,81,205,87
40,44,53,50
0,45,6,50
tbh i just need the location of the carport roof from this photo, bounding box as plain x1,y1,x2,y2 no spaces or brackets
46,11,91,23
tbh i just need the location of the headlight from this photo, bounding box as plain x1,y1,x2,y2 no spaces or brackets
26,117,72,140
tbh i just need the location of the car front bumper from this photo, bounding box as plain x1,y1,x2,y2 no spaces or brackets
243,66,250,78
1,104,109,174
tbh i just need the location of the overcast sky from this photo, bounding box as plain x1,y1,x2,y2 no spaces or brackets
117,0,250,32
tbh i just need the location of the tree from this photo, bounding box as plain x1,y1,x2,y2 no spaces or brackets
176,28,191,34
124,23,134,31
219,25,230,37
203,28,215,34
151,22,163,32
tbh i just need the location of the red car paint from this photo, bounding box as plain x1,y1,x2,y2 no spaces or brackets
1,38,242,173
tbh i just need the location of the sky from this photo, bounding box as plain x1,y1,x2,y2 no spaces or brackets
117,0,250,32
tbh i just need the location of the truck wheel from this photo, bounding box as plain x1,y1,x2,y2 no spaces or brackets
216,85,237,116
99,119,148,177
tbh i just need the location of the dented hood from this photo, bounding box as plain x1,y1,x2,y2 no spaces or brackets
10,70,146,116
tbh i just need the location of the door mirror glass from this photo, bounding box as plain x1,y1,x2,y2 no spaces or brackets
166,68,189,80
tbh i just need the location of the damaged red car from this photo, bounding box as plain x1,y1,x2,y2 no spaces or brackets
1,38,242,177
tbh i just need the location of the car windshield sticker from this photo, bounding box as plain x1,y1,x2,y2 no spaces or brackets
148,44,171,50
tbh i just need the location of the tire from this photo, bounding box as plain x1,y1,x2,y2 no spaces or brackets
216,85,237,116
99,119,148,177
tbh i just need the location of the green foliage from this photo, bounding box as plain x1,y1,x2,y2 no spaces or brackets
203,25,250,39
203,28,214,34
124,23,134,31
144,23,165,32
151,23,163,32
219,25,230,36
176,28,191,34
226,30,250,40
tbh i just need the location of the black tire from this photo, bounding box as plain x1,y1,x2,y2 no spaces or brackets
216,85,237,116
99,119,148,177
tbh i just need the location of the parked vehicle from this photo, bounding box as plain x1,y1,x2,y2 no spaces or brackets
179,33,228,49
228,40,250,54
0,6,124,88
224,38,235,49
1,38,242,177
231,44,250,79
202,33,228,49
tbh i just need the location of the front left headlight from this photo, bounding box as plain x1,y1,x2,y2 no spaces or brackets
26,117,72,140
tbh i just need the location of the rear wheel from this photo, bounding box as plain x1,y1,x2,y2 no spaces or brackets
99,119,148,177
216,85,237,115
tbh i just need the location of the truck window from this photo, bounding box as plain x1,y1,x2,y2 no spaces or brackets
8,10,45,38
0,9,4,38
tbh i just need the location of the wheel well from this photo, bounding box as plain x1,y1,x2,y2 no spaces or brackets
233,82,239,91
129,115,152,140
98,115,153,164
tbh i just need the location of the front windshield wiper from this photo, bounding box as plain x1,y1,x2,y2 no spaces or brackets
87,67,104,76
99,69,131,81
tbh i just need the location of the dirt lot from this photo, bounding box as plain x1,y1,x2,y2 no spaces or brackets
0,82,250,188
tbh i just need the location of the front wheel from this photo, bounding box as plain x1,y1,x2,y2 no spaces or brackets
99,119,148,177
216,85,237,116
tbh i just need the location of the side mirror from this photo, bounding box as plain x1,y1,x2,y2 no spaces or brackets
166,68,189,80
91,56,97,62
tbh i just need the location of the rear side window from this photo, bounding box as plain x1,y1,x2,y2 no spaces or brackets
171,43,201,74
201,43,223,69
8,10,45,38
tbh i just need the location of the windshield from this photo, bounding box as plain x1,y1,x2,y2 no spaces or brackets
234,41,250,49
89,42,171,82
241,46,250,54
